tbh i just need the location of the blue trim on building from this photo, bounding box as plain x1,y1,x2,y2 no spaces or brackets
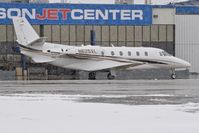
1,2,199,25
176,6,199,14
152,4,199,15
152,5,176,8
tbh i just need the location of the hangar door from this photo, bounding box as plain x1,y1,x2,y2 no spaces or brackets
175,15,199,73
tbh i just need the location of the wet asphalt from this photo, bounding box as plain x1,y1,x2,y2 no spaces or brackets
0,79,198,105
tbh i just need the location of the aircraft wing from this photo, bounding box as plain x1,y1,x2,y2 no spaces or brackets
64,54,144,71
32,56,55,63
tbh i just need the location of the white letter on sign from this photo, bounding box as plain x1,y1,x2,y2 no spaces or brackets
109,10,120,20
96,10,108,20
71,9,83,20
84,9,94,20
132,10,143,20
22,9,36,19
121,10,131,20
7,8,21,19
0,8,6,19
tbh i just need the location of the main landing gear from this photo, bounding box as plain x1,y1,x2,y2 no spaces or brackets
171,69,177,79
88,71,116,80
88,72,96,80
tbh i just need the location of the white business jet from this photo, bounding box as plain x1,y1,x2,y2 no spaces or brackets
13,17,190,80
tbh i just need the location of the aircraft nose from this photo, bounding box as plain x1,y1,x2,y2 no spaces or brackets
183,61,191,68
178,58,191,68
172,57,191,68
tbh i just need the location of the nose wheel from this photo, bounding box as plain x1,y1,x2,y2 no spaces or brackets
171,69,176,79
88,72,96,80
107,72,116,80
171,73,176,79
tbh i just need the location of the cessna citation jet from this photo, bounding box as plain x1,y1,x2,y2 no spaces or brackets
13,17,191,80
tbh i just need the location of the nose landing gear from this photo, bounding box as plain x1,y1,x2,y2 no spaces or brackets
107,70,116,80
171,69,176,79
171,73,176,79
107,72,116,80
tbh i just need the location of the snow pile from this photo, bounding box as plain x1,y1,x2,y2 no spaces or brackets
0,94,199,133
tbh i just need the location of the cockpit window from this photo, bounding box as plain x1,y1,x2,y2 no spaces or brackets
162,51,167,56
160,51,171,56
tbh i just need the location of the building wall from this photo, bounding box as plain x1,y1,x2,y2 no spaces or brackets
0,24,175,51
42,25,174,54
0,0,11,2
153,8,175,24
175,15,199,73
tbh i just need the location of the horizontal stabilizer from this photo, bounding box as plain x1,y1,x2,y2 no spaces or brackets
27,37,47,47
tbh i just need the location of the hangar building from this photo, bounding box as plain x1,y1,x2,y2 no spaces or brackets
0,2,198,79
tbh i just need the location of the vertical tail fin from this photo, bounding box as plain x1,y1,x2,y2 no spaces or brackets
12,17,40,46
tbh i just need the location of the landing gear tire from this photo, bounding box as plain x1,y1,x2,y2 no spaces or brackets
170,69,176,79
88,72,96,80
171,73,176,79
107,72,115,80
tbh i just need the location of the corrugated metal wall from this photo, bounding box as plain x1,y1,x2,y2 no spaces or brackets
175,15,199,73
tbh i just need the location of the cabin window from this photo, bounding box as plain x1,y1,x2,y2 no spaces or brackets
119,51,123,56
145,52,148,56
61,49,63,52
136,51,140,56
111,51,115,56
47,50,51,52
101,51,105,56
159,52,163,56
128,51,131,56
66,49,68,51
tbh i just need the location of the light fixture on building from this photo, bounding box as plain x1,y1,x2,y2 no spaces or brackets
145,0,152,4
115,0,134,4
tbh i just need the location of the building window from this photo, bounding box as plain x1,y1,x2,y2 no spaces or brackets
111,51,115,56
145,52,148,56
136,51,140,56
119,51,123,56
128,51,131,56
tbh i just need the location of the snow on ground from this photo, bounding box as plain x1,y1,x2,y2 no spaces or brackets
0,94,199,133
